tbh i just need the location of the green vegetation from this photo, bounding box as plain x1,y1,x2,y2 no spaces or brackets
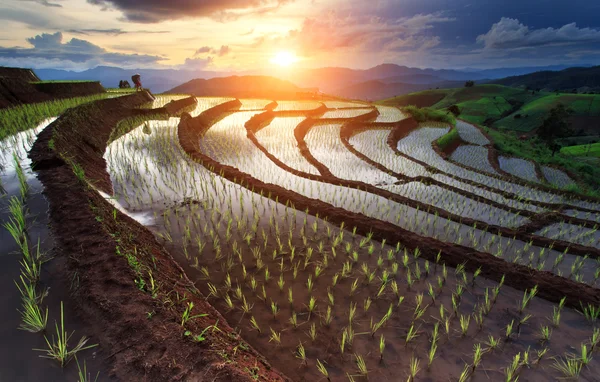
378,84,600,132
401,105,456,126
436,128,460,152
0,94,110,141
31,80,100,84
561,142,600,157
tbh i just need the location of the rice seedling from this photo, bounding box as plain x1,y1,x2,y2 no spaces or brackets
460,314,471,337
250,316,261,333
323,306,333,327
308,323,317,341
269,328,282,346
579,303,600,323
15,275,48,332
74,356,100,382
295,342,307,366
538,325,552,343
551,355,583,380
471,343,483,373
405,323,420,346
354,354,368,377
407,356,421,382
34,302,97,367
180,302,207,326
427,341,437,369
379,334,385,362
306,296,317,320
316,359,330,381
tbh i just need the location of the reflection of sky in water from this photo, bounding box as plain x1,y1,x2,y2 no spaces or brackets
0,118,57,195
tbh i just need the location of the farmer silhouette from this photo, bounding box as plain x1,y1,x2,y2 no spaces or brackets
131,73,142,91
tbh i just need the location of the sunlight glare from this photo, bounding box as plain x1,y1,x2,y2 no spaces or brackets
270,51,297,67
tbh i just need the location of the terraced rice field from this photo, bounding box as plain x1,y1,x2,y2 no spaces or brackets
4,94,600,382
103,97,600,381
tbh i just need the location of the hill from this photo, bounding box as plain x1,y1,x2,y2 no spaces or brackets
378,84,600,132
492,66,600,92
168,75,307,98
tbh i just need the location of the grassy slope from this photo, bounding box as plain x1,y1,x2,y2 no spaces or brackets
561,142,600,157
378,85,600,132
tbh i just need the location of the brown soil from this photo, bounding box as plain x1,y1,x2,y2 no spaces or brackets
178,110,600,312
29,92,289,382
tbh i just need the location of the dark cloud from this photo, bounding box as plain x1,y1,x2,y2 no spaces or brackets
87,0,293,23
0,32,164,67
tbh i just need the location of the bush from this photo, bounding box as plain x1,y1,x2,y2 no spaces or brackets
514,114,522,119
436,128,460,151
402,105,456,126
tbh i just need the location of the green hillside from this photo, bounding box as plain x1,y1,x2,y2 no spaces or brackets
378,85,600,133
561,142,600,157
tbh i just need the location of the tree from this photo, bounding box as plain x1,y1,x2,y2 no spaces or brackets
538,103,573,156
447,104,461,117
464,80,475,88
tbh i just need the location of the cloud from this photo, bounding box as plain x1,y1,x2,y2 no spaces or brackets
21,0,63,7
0,32,165,68
86,0,293,23
252,12,454,55
66,28,170,36
179,56,214,70
477,18,600,49
194,45,230,57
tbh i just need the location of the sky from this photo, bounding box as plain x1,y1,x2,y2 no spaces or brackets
1,0,600,72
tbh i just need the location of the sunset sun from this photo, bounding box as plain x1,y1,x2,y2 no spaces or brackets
270,51,297,67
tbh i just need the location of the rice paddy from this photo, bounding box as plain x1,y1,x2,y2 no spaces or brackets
3,94,600,381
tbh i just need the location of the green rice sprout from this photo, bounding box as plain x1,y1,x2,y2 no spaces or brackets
354,354,368,376
457,363,471,382
471,343,483,372
306,296,317,320
350,278,359,296
288,287,294,306
75,357,99,382
349,301,357,324
15,275,48,332
323,306,333,327
579,303,600,323
505,320,515,341
485,335,501,351
379,334,385,362
277,274,285,291
538,325,552,343
289,312,299,328
340,329,347,354
34,302,97,367
551,355,583,380
518,285,538,314
316,359,330,381
308,322,317,341
459,314,470,337
306,275,314,293
270,300,279,319
269,328,281,345
295,342,307,365
241,296,253,315
407,355,421,382
405,323,420,346
180,302,207,326
427,341,437,369
364,297,372,312
250,316,261,333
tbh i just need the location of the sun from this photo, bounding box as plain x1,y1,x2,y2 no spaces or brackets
270,51,298,67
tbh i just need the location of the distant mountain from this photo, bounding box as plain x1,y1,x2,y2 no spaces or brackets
34,66,225,93
168,75,305,98
492,66,600,92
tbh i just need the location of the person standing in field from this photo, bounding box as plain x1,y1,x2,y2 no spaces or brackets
132,73,142,91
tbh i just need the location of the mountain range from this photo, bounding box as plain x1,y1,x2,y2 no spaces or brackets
31,63,592,100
